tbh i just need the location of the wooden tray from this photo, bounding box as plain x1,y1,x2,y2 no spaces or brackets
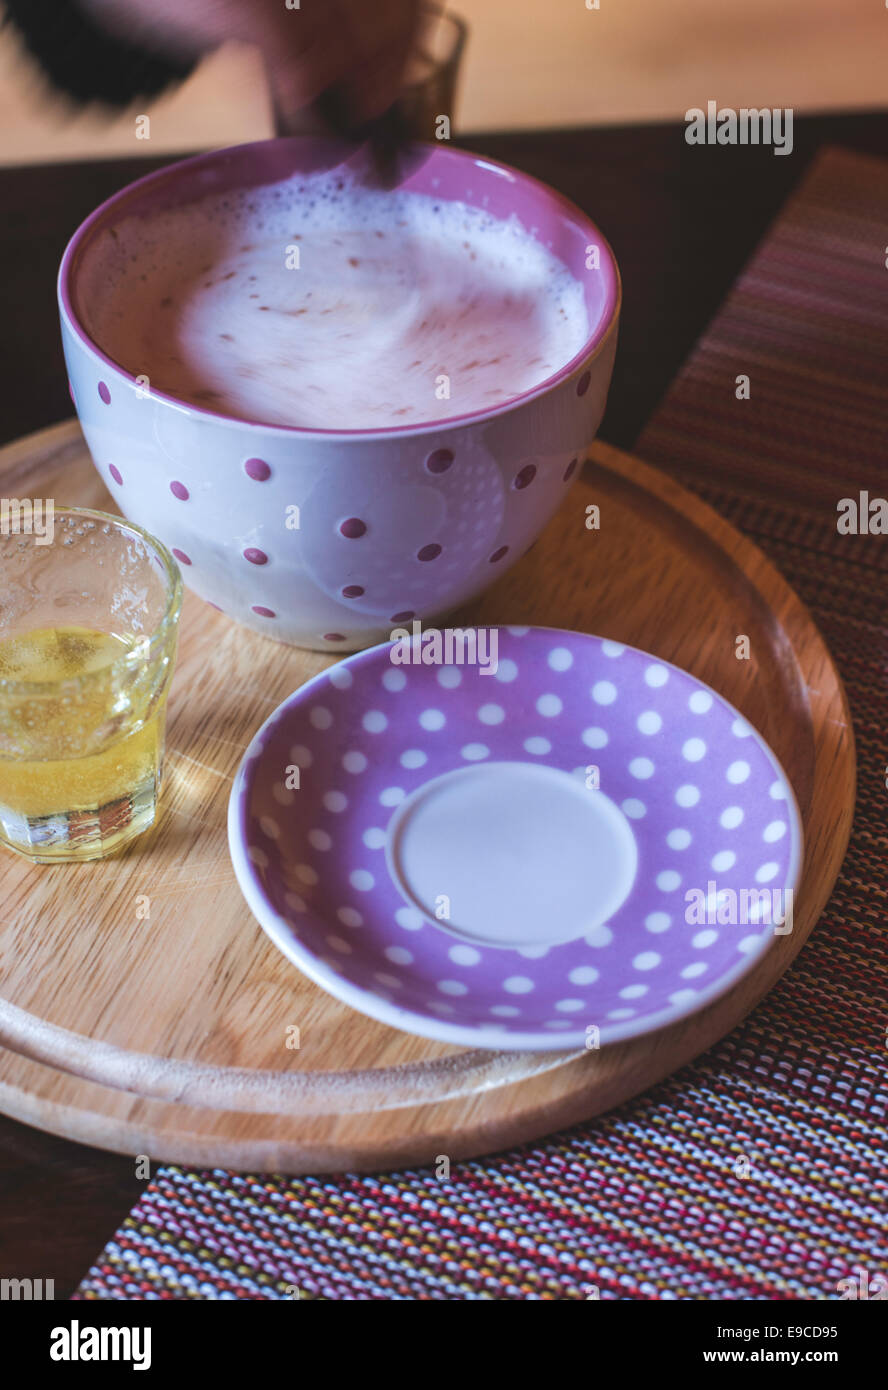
0,421,854,1172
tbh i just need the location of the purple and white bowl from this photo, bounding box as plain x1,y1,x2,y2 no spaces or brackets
59,138,620,652
228,627,803,1050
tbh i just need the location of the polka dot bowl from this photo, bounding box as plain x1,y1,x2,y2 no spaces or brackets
59,137,620,652
227,627,803,1050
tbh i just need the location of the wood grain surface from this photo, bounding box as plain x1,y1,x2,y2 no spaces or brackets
0,420,854,1172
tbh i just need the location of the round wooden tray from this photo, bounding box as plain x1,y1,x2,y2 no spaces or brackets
0,421,854,1172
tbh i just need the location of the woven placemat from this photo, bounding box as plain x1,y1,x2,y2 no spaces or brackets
74,146,886,1301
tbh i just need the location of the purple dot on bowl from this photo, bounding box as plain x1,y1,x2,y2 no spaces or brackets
577,370,591,397
342,584,364,599
244,547,268,565
244,457,271,481
98,381,111,405
426,448,454,474
489,545,509,563
417,543,442,562
391,610,415,623
108,465,123,486
170,480,189,501
564,456,579,481
513,464,537,491
172,547,192,566
252,605,276,618
340,517,367,539
323,633,345,643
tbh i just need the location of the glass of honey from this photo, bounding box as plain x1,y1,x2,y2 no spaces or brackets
0,507,183,862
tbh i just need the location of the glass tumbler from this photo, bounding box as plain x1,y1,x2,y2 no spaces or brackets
0,506,183,863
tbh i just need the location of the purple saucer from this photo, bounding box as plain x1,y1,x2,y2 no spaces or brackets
228,627,803,1050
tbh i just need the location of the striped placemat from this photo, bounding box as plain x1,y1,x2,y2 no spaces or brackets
74,146,886,1301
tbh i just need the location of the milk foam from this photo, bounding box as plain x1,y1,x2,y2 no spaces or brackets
81,171,590,430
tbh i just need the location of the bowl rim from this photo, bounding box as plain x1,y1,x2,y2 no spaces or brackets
58,136,622,442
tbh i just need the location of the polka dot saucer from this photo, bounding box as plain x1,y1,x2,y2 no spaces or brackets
227,627,803,1051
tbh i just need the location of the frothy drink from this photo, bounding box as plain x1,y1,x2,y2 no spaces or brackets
81,170,590,430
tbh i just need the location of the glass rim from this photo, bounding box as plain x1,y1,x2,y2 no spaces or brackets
0,505,183,697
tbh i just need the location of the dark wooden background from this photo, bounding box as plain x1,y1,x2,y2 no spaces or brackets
1,110,887,1296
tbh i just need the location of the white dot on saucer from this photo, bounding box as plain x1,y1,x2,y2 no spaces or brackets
374,973,402,990
380,786,405,806
419,708,446,731
327,935,352,954
385,945,413,965
342,750,368,774
689,690,713,713
503,976,534,993
675,784,700,808
289,744,313,767
645,912,671,933
478,703,505,725
764,820,787,842
682,961,708,979
720,806,744,829
437,666,462,688
400,748,427,769
592,680,617,705
259,815,280,840
490,1004,520,1017
682,738,706,762
548,647,573,672
507,626,530,636
620,984,648,999
395,906,424,930
382,668,407,692
637,711,662,735
363,709,387,733
727,760,751,784
438,979,468,996
601,640,625,657
349,869,375,892
622,798,646,819
309,706,333,730
555,998,584,1012
272,783,295,806
544,1019,573,1030
656,870,681,892
428,1000,455,1015
582,726,608,749
285,892,306,912
738,934,761,954
586,923,613,947
769,781,787,800
294,863,317,885
362,827,386,850
308,828,332,851
537,693,562,717
494,659,518,683
328,665,353,690
667,829,691,850
669,989,697,1008
337,906,363,927
692,929,718,948
461,743,489,761
711,850,736,872
644,664,669,688
630,757,654,780
755,861,780,883
569,965,599,984
732,717,753,738
449,945,481,965
607,1008,635,1020
524,736,551,756
517,944,550,959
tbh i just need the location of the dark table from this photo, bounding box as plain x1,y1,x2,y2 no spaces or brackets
1,110,887,1297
